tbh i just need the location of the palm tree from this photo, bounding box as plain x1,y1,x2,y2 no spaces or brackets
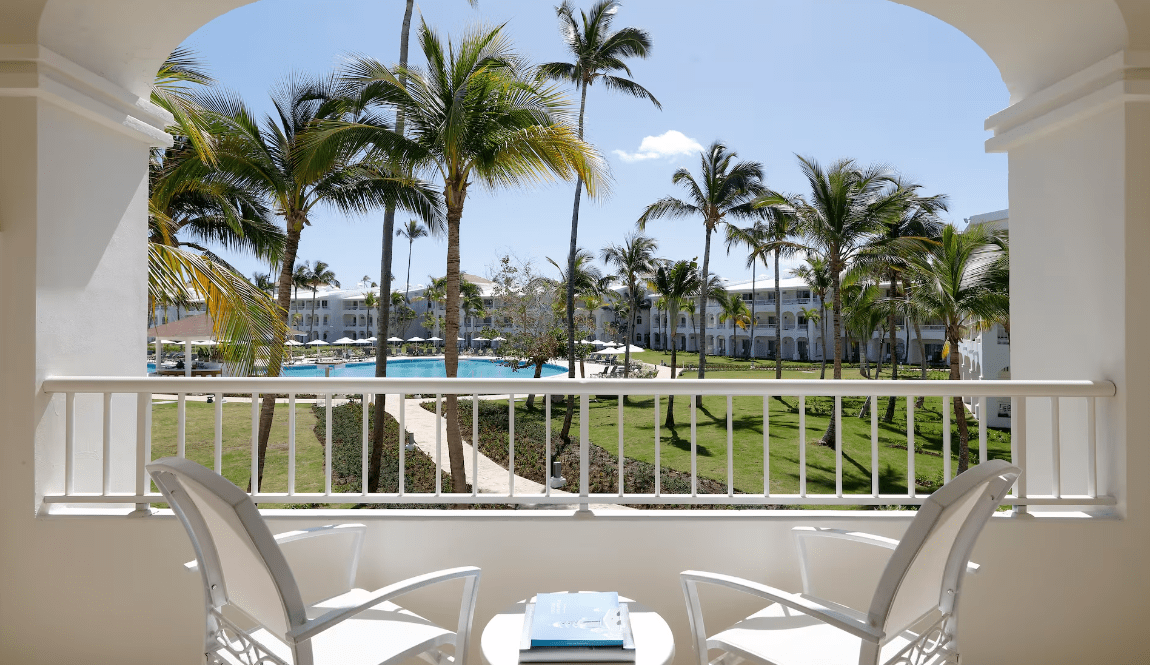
647,260,701,426
856,180,946,420
782,157,904,382
638,141,765,380
148,49,290,376
793,255,832,378
252,272,275,295
601,233,659,377
907,223,1005,472
330,24,604,491
187,75,439,489
541,0,660,404
308,261,339,340
397,218,439,303
717,291,751,358
724,222,766,362
362,291,378,337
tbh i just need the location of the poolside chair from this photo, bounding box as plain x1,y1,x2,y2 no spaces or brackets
681,460,1019,665
147,458,481,665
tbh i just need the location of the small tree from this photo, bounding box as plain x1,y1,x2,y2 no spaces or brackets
489,256,566,408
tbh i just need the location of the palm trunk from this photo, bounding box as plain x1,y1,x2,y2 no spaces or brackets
404,239,414,303
253,211,303,491
442,189,468,492
368,0,415,494
560,80,589,445
949,330,971,472
774,249,782,379
915,320,926,378
884,288,899,421
820,260,843,445
698,226,713,381
749,261,756,362
666,342,678,428
624,282,636,378
819,302,827,379
527,361,545,409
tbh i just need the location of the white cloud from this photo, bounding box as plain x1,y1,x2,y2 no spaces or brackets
613,130,704,163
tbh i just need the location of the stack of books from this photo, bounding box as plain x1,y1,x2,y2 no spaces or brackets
519,592,636,664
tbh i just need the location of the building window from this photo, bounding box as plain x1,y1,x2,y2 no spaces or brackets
798,315,808,326
636,316,642,324
997,401,1012,418
680,317,686,326
322,300,328,308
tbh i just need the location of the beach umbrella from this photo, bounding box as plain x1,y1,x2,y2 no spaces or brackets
333,337,355,345
598,346,625,354
590,339,608,345
284,339,304,346
387,336,404,343
307,339,329,346
352,338,372,345
407,336,425,342
473,336,489,341
491,336,506,342
621,344,645,353
428,336,443,341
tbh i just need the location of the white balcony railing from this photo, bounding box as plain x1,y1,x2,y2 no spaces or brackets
40,376,1114,512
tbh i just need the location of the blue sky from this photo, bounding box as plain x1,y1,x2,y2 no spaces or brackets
179,0,1008,291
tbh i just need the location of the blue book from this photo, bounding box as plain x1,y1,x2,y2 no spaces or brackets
529,592,625,648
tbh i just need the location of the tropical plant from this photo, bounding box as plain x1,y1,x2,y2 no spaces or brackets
856,180,946,420
601,233,659,377
183,75,439,489
327,22,604,492
793,254,832,378
397,218,441,303
489,256,566,408
362,291,378,337
906,223,1005,472
639,141,765,380
717,291,751,358
306,261,339,340
647,259,701,426
541,0,660,416
148,50,288,378
252,272,275,294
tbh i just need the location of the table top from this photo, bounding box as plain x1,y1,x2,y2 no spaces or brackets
480,594,675,665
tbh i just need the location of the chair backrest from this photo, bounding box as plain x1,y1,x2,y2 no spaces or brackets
148,458,308,641
866,459,1019,637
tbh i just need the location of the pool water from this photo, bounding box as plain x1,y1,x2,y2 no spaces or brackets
149,358,566,378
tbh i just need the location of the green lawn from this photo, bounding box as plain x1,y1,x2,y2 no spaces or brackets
151,399,325,496
499,373,1010,497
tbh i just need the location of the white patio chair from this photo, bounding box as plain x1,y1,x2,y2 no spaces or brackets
681,459,1020,665
148,457,481,665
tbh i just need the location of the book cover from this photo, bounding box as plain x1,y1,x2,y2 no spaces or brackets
529,592,626,648
520,604,635,662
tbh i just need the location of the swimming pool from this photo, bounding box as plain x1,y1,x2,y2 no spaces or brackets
149,358,567,378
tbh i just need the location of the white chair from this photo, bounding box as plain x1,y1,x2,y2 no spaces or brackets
681,459,1020,665
148,457,481,665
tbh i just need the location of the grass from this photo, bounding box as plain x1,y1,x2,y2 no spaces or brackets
442,370,1010,507
150,398,463,508
630,351,948,379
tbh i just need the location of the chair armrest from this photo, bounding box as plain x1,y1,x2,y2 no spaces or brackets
680,570,884,643
286,566,482,644
184,524,367,572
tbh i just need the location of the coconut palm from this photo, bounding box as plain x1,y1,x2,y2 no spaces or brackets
397,219,441,303
252,272,275,295
907,223,1005,472
148,51,288,377
647,260,701,426
601,233,659,377
856,180,947,420
362,291,378,337
638,141,765,379
793,254,833,378
182,75,440,489
717,291,751,358
328,23,604,491
307,261,339,340
541,0,660,397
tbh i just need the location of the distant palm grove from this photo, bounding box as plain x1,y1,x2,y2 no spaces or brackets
149,0,1008,492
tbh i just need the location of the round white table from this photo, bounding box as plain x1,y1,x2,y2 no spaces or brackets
480,594,675,665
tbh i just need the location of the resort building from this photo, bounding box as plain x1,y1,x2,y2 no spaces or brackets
958,209,1012,426
1,3,1146,664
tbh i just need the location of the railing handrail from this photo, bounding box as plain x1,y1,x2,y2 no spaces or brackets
42,376,1117,398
